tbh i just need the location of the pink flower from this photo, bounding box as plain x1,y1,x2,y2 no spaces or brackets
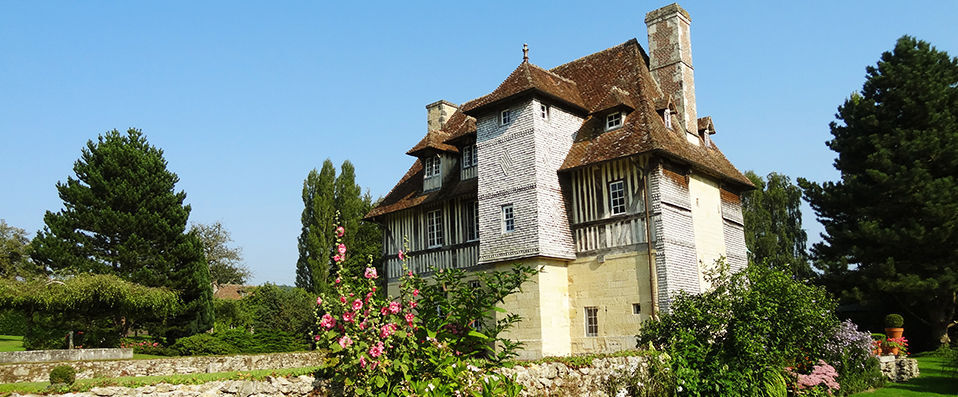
405,312,415,323
313,335,321,341
343,311,355,323
359,320,367,330
409,300,418,309
380,306,389,316
320,313,337,329
152,342,158,347
366,291,374,301
352,299,363,311
408,271,413,277
388,301,401,314
364,267,378,279
340,296,347,303
368,341,385,358
337,244,347,255
336,226,345,237
335,277,341,284
369,360,378,371
333,254,342,262
397,250,405,261
338,335,353,349
360,355,367,369
316,296,323,305
412,289,419,297
380,323,397,338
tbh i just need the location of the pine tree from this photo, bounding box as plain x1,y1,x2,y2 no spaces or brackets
295,160,336,294
799,36,958,348
742,171,811,278
30,128,213,340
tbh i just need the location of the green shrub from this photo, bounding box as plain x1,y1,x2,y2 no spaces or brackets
242,284,314,339
49,365,75,385
0,310,27,335
884,313,904,328
170,334,237,356
250,330,308,353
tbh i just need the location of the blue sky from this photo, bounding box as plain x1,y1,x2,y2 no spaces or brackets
2,1,956,285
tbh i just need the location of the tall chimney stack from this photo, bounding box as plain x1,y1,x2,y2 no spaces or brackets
645,3,697,134
426,100,458,132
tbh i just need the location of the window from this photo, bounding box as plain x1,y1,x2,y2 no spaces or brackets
664,108,672,129
609,180,626,215
585,307,598,337
469,280,483,331
605,112,623,130
461,144,477,168
501,204,515,233
426,210,443,248
500,109,512,125
464,201,479,241
540,104,549,120
632,303,642,315
424,156,441,178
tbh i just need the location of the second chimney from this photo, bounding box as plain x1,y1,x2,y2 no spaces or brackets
645,3,697,134
426,100,458,132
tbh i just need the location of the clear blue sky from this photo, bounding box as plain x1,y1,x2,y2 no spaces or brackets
2,1,955,285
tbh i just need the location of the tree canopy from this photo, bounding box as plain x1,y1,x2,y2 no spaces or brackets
799,36,958,348
742,171,811,278
0,220,39,278
191,221,251,286
30,128,213,340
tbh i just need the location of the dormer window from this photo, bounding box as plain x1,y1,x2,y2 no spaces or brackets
424,156,441,178
540,104,549,120
461,144,477,169
500,109,512,125
605,112,623,131
664,108,673,129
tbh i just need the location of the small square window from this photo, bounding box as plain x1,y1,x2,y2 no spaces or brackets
609,180,626,215
500,109,512,125
540,104,549,120
632,303,642,315
424,156,441,178
606,112,623,130
501,204,515,233
585,306,598,337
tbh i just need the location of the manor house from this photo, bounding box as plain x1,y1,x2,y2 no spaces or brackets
365,3,752,359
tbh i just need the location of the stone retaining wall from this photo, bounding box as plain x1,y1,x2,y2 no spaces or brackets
0,352,324,384
0,348,132,364
878,355,919,382
497,355,664,397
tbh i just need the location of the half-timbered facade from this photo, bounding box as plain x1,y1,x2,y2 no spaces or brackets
365,3,753,359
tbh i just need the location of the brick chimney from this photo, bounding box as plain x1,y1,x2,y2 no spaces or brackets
426,99,458,131
645,3,697,134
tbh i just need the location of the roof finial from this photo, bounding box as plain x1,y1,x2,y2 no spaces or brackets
522,43,529,63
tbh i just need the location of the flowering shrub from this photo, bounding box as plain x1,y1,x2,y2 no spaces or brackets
313,219,523,396
820,320,884,394
789,360,840,395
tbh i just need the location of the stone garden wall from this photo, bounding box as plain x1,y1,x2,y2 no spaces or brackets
0,348,132,364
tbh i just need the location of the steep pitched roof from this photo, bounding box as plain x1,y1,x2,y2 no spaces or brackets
462,62,588,116
365,159,476,219
406,129,458,156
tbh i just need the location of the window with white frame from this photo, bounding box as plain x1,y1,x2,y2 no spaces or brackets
500,109,512,125
424,156,441,178
605,112,623,130
501,204,515,233
461,144,477,169
609,180,626,215
664,108,672,129
464,201,479,241
540,104,549,120
426,209,443,248
585,306,598,337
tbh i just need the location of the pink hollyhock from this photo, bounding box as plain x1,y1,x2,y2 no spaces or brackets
343,311,355,323
366,291,374,301
338,335,353,349
364,267,378,279
336,226,345,237
412,289,419,297
380,323,397,338
405,312,415,324
380,306,389,316
352,299,363,311
335,277,341,284
320,313,336,329
397,250,405,261
313,335,321,341
409,300,418,309
369,341,385,358
369,360,378,371
388,301,401,314
337,244,347,255
340,296,347,303
360,355,367,369
333,254,342,262
359,320,367,330
316,296,323,305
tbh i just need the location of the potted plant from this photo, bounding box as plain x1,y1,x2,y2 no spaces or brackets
870,333,886,356
881,336,908,357
884,314,904,339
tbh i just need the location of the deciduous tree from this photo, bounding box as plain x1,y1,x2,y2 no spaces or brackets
742,171,811,278
799,36,958,348
191,221,251,286
296,160,336,294
0,220,39,278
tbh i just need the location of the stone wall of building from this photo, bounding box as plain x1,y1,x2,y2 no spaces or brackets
687,173,726,292
650,163,700,313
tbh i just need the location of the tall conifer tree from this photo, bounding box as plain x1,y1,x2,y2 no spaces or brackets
799,36,958,347
31,128,213,340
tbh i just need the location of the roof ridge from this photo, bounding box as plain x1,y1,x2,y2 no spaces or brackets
550,38,640,74
526,62,579,86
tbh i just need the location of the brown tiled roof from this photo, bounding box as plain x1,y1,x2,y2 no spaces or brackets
364,159,477,220
439,110,477,145
213,284,253,300
591,86,636,114
462,62,588,116
407,129,458,156
698,116,716,134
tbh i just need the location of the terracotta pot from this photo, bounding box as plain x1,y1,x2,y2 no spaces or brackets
885,327,904,339
882,346,899,356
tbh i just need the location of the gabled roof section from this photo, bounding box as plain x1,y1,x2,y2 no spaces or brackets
697,116,716,135
462,62,588,116
406,129,458,157
364,159,477,220
591,86,636,114
439,110,477,145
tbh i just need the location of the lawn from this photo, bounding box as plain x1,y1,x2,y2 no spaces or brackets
851,353,958,396
0,336,24,353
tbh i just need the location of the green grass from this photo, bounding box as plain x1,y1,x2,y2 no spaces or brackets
0,336,24,352
0,365,323,395
851,353,958,396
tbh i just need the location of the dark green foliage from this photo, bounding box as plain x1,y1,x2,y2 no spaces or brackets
241,284,313,339
836,356,885,395
638,262,839,396
49,365,75,385
29,129,213,341
0,220,40,279
798,36,958,349
742,171,811,278
170,334,238,356
884,313,904,328
212,298,252,330
296,161,336,294
0,310,27,335
169,329,307,356
191,222,250,285
410,264,539,362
